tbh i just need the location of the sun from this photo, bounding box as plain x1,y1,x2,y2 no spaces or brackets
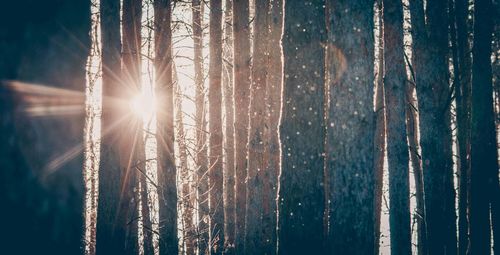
129,91,157,120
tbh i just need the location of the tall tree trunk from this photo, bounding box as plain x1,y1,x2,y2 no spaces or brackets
192,1,209,254
223,0,236,252
121,0,144,254
470,0,497,254
245,0,270,253
279,1,327,254
96,0,125,253
264,0,283,254
452,0,472,253
373,2,386,254
209,0,225,253
232,0,252,252
327,0,375,254
406,81,428,255
174,67,194,255
383,0,411,253
409,0,457,253
154,0,178,254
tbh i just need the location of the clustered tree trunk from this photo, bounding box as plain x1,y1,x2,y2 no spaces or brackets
3,0,500,254
208,0,225,253
154,0,178,254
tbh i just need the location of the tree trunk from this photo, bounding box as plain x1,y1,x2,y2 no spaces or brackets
452,0,472,254
154,0,178,254
327,0,375,254
118,0,144,254
383,0,411,253
174,66,194,255
264,0,283,254
245,0,270,253
96,0,124,253
409,0,457,253
279,1,327,254
192,1,209,254
209,0,225,253
223,0,236,252
470,0,497,254
373,2,386,254
232,0,252,252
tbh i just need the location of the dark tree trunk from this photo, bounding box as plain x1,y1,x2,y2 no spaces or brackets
264,0,283,254
245,0,270,253
279,1,327,254
452,0,472,254
223,0,236,252
409,0,458,253
232,0,252,252
96,0,124,253
121,0,144,253
469,0,497,254
383,0,411,253
373,2,386,254
209,0,225,253
406,81,428,255
327,0,375,254
0,1,90,254
154,0,178,254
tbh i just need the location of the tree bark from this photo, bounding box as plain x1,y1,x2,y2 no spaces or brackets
383,0,412,253
154,0,178,254
327,0,375,254
223,0,236,252
373,2,386,254
192,1,209,254
451,0,472,254
470,0,497,254
96,0,125,253
245,0,270,253
209,0,225,253
264,0,283,254
279,1,327,254
232,0,252,252
409,0,458,253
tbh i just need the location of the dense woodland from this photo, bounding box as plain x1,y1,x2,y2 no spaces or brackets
0,0,499,254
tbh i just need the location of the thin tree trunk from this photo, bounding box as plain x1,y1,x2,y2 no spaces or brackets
174,66,194,255
279,1,327,254
232,0,252,252
470,0,497,254
373,2,386,254
452,0,472,254
383,0,412,253
406,80,428,255
154,0,178,254
409,0,458,253
327,0,375,254
121,0,144,254
192,1,209,254
209,0,225,253
223,0,236,252
264,0,283,254
245,0,269,253
96,0,127,253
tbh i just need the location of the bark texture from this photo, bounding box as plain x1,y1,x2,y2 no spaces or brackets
154,0,178,254
209,0,225,253
409,0,458,253
327,0,375,254
279,1,327,254
232,0,252,252
383,0,411,253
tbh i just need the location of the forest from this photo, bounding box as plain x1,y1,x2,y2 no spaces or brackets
0,0,499,254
